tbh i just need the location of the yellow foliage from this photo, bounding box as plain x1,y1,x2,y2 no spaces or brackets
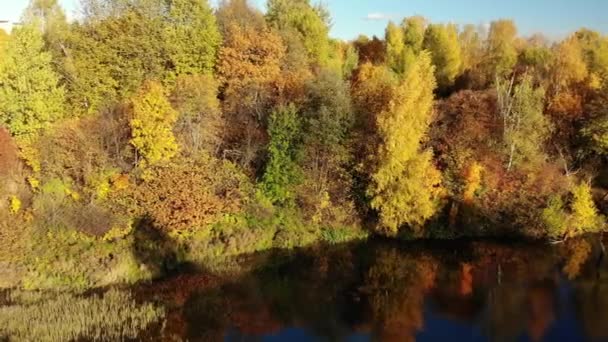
462,161,483,204
563,239,591,279
570,182,600,233
367,52,441,235
9,196,21,214
102,221,134,242
129,81,179,167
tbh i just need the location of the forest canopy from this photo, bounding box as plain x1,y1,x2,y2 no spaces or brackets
1,0,608,289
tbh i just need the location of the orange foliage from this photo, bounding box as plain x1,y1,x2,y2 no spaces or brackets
126,158,249,231
0,127,19,177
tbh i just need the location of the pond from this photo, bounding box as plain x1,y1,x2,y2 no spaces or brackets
2,236,608,341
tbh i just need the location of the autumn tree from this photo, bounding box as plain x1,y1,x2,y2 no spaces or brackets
484,20,518,83
163,0,220,79
570,182,601,233
66,0,167,114
385,21,406,74
298,69,355,223
400,16,427,74
575,29,608,84
353,35,385,65
217,22,285,170
402,16,426,53
459,24,484,73
216,0,266,34
171,74,223,156
496,75,551,171
22,0,70,73
366,52,443,235
423,23,462,90
0,23,65,136
266,0,330,66
129,81,178,167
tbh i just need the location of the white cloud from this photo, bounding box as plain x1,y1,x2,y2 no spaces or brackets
364,12,394,21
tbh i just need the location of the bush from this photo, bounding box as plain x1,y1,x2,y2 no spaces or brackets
124,155,251,231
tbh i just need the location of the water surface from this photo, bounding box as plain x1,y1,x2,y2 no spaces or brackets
2,236,608,341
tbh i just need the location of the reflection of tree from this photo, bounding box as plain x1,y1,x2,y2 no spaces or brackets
483,285,526,342
562,239,592,279
575,282,608,339
361,248,437,342
526,281,556,342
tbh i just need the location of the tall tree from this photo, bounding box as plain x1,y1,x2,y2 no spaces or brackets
261,104,302,205
66,0,167,114
423,23,462,90
266,0,330,66
23,0,70,70
129,81,178,167
216,0,266,34
496,75,551,171
163,0,220,79
217,22,285,170
385,21,406,74
171,74,223,156
367,52,442,235
0,23,65,136
484,20,518,82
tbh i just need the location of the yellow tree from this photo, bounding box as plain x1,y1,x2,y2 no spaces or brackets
367,52,442,235
129,81,178,167
570,182,600,233
385,21,405,74
484,20,518,82
423,23,462,90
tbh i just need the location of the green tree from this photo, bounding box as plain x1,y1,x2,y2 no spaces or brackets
497,75,551,170
485,20,518,82
367,52,442,235
163,0,220,79
23,0,69,72
0,23,65,136
423,23,462,89
66,0,167,114
129,81,178,167
266,0,330,66
575,29,608,84
298,69,354,220
261,104,302,205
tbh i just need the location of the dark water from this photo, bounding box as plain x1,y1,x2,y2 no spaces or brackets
4,236,608,341
137,236,608,342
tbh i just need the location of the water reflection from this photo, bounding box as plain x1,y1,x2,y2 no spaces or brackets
2,236,608,341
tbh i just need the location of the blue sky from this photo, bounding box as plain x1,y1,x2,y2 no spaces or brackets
1,0,607,40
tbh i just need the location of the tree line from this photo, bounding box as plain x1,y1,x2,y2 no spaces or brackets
1,0,608,250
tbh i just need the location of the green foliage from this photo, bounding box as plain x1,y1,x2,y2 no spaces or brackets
164,0,220,79
65,0,167,114
266,0,330,65
497,75,551,170
0,23,65,136
261,104,302,205
485,20,518,81
129,81,178,167
423,23,462,89
542,195,568,238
